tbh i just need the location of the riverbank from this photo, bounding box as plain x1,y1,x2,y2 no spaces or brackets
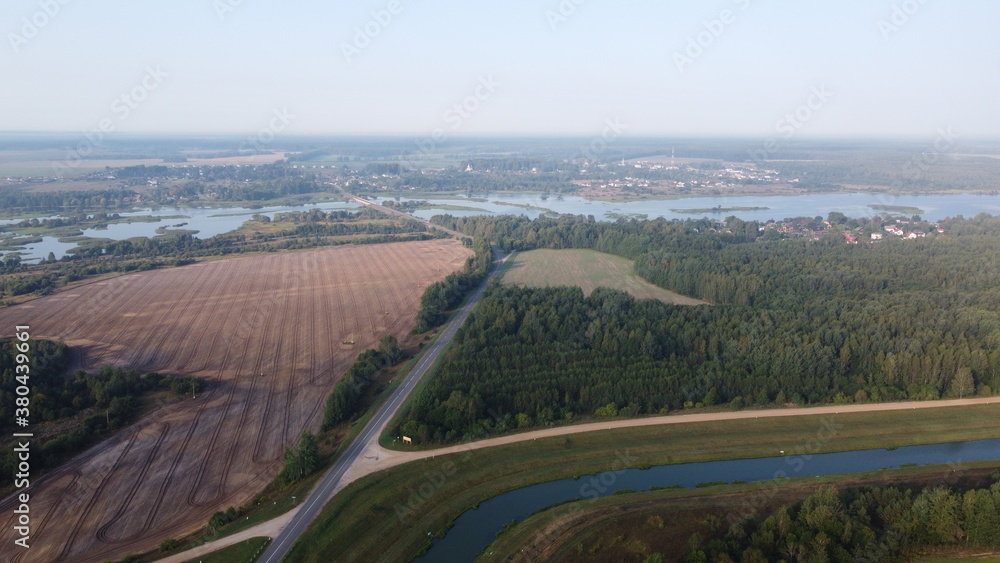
283,402,1000,562
481,460,1000,562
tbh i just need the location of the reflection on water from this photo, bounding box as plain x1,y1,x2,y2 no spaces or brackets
383,192,1000,223
6,192,1000,262
1,201,359,262
418,437,1000,562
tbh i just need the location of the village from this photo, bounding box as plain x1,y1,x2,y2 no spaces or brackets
750,216,946,244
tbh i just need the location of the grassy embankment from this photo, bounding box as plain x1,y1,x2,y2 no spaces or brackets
482,462,1000,562
869,204,927,215
285,403,1000,562
671,206,770,214
186,537,271,563
413,203,492,213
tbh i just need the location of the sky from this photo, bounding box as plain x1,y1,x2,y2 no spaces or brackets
2,0,999,139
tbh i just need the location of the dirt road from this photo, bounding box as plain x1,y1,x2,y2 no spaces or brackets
164,396,998,561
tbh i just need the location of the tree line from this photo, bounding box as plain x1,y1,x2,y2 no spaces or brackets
686,480,1000,562
414,237,493,333
0,188,137,214
0,339,205,488
321,335,402,429
0,210,439,303
393,213,1000,442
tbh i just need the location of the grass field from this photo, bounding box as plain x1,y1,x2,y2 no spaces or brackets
501,249,706,305
286,404,1000,562
0,240,472,563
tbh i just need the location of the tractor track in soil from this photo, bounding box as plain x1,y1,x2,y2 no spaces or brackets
0,240,473,562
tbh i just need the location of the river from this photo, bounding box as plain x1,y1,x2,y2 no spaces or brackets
416,437,1000,562
6,192,1000,262
385,192,1000,223
0,200,359,262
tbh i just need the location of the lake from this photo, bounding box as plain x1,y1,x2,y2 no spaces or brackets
6,191,1000,262
1,200,360,262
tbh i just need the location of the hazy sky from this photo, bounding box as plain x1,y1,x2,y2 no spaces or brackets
3,0,998,139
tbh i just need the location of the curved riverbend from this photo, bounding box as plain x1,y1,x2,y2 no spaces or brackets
417,438,1000,562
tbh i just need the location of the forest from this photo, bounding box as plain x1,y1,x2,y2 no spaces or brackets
0,338,205,488
0,188,138,214
414,236,493,332
395,213,1000,443
1,163,325,215
684,480,1000,562
321,335,402,430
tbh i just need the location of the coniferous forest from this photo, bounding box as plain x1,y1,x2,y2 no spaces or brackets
396,213,1000,443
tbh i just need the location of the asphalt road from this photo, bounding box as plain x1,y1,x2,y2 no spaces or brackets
259,247,503,562
342,191,469,239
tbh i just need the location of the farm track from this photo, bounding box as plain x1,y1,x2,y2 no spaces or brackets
95,422,171,543
68,273,162,364
152,259,242,373
188,258,292,506
6,469,81,563
277,265,300,449
352,252,380,337
0,240,472,562
125,263,217,371
175,257,256,373
137,341,246,542
57,426,143,560
187,279,280,508
264,258,298,459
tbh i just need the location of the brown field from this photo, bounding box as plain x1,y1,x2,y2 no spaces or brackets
0,239,471,563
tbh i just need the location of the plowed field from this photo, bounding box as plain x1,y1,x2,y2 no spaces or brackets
0,239,471,562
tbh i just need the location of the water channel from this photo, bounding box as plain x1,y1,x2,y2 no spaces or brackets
417,438,1000,562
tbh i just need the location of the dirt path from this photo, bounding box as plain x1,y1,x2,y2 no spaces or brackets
344,396,1000,488
155,508,298,563
159,396,998,562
